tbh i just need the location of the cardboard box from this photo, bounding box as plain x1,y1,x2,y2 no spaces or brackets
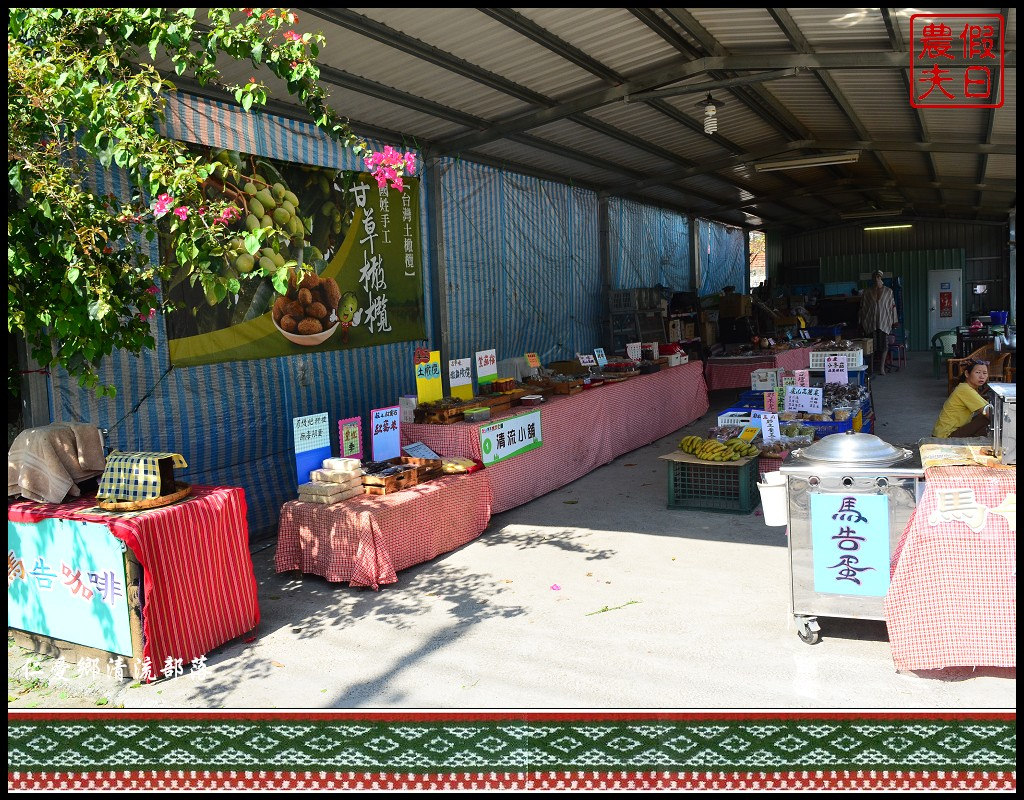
701,321,718,347
720,293,752,318
751,367,785,391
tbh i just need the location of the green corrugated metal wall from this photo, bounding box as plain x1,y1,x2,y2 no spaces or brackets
819,249,965,352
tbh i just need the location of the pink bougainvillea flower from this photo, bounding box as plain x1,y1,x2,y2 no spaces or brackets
391,177,404,192
152,193,174,216
283,30,301,42
172,206,189,221
243,8,253,17
146,285,160,295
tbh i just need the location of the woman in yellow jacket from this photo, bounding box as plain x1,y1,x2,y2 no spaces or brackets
932,359,992,437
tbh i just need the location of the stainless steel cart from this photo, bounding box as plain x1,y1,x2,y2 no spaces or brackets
780,432,925,644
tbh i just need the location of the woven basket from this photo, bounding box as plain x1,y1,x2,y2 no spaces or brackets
97,482,191,512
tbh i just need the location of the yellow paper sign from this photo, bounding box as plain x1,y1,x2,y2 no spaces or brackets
739,426,761,442
415,350,443,403
525,352,541,369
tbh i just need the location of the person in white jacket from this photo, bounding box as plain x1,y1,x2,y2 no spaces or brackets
859,270,898,374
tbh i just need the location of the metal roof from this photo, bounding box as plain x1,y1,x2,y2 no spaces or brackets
184,8,1017,231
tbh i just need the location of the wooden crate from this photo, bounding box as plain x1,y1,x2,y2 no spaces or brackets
401,455,442,482
362,463,419,494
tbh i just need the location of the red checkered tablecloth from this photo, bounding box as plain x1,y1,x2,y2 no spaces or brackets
705,348,811,391
8,486,259,670
884,466,1016,671
401,361,709,514
275,470,493,588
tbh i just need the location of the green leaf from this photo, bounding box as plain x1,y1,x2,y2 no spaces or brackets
271,267,289,296
241,93,253,112
67,267,80,284
244,234,261,255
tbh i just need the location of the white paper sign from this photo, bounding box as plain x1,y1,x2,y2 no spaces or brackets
824,355,849,385
594,347,608,368
800,329,810,340
449,358,472,386
759,413,781,445
475,349,498,385
402,442,441,460
784,386,824,414
577,352,597,367
794,369,810,388
626,342,642,360
370,406,402,461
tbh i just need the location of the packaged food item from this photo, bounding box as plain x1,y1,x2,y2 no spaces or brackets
298,485,364,504
311,468,363,484
322,457,361,472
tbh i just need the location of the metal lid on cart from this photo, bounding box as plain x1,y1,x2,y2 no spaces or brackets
794,430,911,466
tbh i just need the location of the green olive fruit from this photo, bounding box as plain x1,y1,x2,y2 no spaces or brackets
309,246,323,262
261,247,276,259
261,214,273,229
332,217,342,235
280,200,296,217
283,190,299,207
272,252,286,268
229,236,245,252
255,189,276,210
244,182,258,196
272,182,287,200
235,253,255,273
245,214,260,232
221,263,239,279
273,207,292,226
248,198,265,219
259,256,276,275
320,201,334,217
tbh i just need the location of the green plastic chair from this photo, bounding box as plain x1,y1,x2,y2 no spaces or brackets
930,329,957,379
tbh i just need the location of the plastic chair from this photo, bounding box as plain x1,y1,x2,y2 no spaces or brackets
946,345,1011,395
887,329,909,370
931,330,957,379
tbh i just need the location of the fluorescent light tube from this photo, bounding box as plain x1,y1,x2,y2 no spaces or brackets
754,151,861,172
839,208,904,220
863,224,913,231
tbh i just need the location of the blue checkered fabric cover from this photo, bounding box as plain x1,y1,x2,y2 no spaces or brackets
96,451,188,502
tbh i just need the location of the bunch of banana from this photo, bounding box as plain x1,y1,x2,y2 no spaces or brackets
677,435,703,454
695,439,739,461
724,438,760,458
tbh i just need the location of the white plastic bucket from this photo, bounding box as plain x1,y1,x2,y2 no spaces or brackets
757,471,789,526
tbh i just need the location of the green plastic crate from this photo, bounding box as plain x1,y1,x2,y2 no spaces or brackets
665,456,760,514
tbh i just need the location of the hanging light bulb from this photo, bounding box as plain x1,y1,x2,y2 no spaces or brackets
696,92,725,136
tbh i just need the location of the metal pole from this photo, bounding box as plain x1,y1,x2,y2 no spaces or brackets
598,192,612,350
424,155,451,395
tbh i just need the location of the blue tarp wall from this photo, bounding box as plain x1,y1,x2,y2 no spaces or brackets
697,219,747,297
46,94,738,535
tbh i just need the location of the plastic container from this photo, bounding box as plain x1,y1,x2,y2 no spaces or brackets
808,349,865,369
609,289,639,313
989,310,1009,325
757,471,789,526
665,456,759,514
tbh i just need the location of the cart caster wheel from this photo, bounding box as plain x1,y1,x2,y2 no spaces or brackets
795,616,821,645
797,628,820,645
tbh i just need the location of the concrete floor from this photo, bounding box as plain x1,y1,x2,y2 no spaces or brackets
8,352,1015,709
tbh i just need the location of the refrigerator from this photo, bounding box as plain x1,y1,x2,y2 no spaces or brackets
927,269,963,343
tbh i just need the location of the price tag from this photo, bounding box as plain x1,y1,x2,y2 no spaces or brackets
781,375,797,387
767,338,776,347
763,391,778,412
475,348,498,385
415,350,443,403
626,342,642,361
799,329,810,340
760,413,781,445
784,386,824,414
525,352,541,369
448,357,474,400
338,416,363,460
824,355,849,385
794,369,810,388
370,406,401,461
739,425,761,443
577,352,597,367
594,347,608,368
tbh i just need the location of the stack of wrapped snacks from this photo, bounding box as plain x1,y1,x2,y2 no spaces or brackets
297,458,364,504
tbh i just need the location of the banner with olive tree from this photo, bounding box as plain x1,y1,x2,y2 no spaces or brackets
164,147,425,366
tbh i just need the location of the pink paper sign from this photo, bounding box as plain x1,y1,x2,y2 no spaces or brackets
764,391,779,412
794,369,810,387
338,416,363,460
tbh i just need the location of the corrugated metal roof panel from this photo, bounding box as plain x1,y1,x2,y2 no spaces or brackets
785,8,891,49
468,139,627,186
919,109,989,143
514,7,683,76
526,120,679,175
829,70,921,140
686,8,793,51
352,7,601,98
984,154,1017,181
762,72,860,139
305,12,530,120
586,103,731,164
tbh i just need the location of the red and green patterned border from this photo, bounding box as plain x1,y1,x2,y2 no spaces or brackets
8,713,1016,791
